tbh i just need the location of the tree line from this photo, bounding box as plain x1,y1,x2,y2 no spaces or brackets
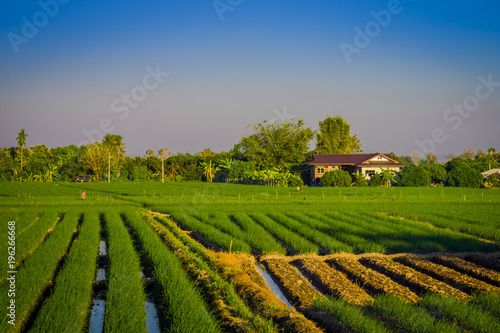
1,116,498,188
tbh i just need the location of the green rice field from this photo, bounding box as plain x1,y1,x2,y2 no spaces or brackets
1,182,499,332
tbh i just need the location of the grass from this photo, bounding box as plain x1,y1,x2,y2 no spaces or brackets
29,211,101,332
372,294,460,333
103,210,147,333
0,210,79,332
421,293,500,333
123,211,222,333
312,296,390,333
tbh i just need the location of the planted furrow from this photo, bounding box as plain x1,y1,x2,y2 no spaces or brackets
250,213,318,254
360,256,470,301
304,212,385,253
261,258,352,332
432,255,500,287
267,213,352,254
261,258,322,308
395,255,500,295
0,211,60,284
29,211,101,332
0,211,79,333
137,211,268,332
327,257,420,303
150,211,322,333
371,294,461,333
103,210,147,333
421,293,500,333
231,212,286,254
123,211,221,333
293,257,373,306
169,209,251,253
464,254,500,273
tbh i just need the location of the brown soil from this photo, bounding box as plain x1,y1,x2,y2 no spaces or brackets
395,254,500,295
292,256,373,306
326,257,421,303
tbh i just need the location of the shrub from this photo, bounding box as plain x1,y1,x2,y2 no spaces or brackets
321,170,351,187
288,174,304,187
398,166,431,187
447,166,483,188
131,166,151,181
422,164,447,184
369,173,384,187
354,173,368,187
486,174,500,188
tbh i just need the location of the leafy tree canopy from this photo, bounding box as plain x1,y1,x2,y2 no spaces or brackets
233,118,314,169
315,116,362,154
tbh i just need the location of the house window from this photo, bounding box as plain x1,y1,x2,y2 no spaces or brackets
317,166,325,174
365,170,375,177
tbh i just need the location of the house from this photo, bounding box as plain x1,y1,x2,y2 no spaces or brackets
481,168,500,180
306,153,405,185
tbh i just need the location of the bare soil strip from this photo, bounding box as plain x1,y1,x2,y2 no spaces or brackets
292,257,374,306
432,255,500,287
395,255,500,295
359,256,470,301
326,257,421,303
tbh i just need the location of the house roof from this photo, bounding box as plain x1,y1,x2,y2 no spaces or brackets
306,153,405,167
481,168,500,178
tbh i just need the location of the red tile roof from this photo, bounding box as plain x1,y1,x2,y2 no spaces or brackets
306,154,404,166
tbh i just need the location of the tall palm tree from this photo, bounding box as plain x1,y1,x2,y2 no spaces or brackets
158,148,171,183
16,128,28,171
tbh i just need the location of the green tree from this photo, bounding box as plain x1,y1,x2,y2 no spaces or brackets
102,134,127,178
315,116,362,154
321,170,352,187
200,160,219,182
380,168,396,187
353,170,368,187
397,165,431,187
16,128,28,171
234,119,314,169
447,166,483,188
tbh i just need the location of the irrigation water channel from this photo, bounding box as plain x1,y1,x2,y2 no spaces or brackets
254,263,294,309
89,240,160,333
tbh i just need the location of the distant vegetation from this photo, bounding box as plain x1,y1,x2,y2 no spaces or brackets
1,120,499,188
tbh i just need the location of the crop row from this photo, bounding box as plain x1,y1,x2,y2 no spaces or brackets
147,211,322,333
103,210,148,332
0,210,59,284
0,210,80,332
29,211,101,332
122,210,222,333
263,254,500,333
395,255,500,295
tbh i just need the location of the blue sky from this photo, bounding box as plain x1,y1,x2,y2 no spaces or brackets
1,0,499,158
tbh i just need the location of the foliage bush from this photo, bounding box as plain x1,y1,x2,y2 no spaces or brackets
447,166,483,188
131,165,151,181
368,173,384,187
288,174,304,187
422,164,447,184
321,170,352,187
398,166,431,187
486,174,500,188
353,172,368,187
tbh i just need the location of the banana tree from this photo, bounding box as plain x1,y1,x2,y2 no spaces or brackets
200,160,219,182
380,168,396,187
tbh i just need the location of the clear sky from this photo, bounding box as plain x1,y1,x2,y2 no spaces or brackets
1,0,499,158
